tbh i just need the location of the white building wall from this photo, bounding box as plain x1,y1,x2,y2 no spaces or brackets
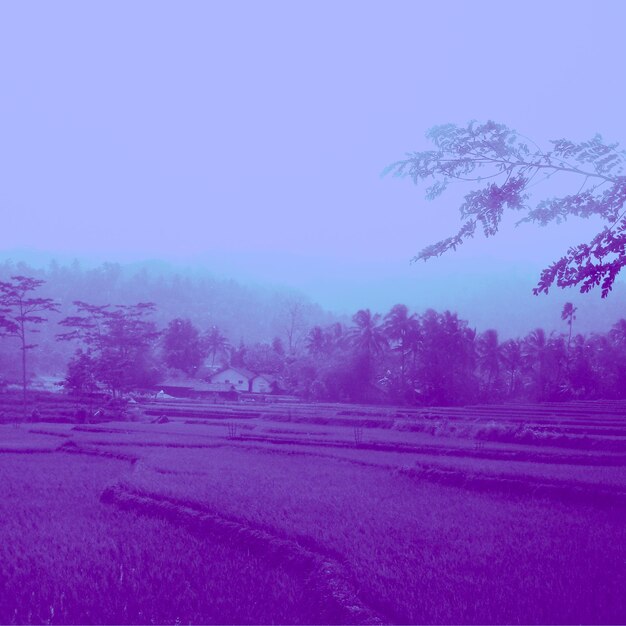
211,368,250,391
250,377,271,393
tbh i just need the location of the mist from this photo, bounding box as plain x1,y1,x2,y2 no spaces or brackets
1,1,625,340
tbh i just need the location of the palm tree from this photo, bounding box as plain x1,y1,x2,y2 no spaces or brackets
348,309,387,355
499,338,522,397
328,322,347,350
347,309,388,388
523,328,566,400
561,302,577,358
476,329,500,398
383,304,419,390
306,325,328,356
203,326,231,367
522,328,548,399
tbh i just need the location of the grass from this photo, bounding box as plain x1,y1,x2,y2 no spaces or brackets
1,394,625,624
124,444,626,624
0,451,308,624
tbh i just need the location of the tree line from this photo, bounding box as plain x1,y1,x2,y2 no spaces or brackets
2,274,626,408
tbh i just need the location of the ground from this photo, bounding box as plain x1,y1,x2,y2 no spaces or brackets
0,397,625,624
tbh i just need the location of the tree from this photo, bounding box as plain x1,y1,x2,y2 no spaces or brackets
0,276,58,419
203,326,231,367
476,329,501,399
347,309,388,395
271,336,285,356
243,342,284,374
522,328,567,401
415,309,476,405
385,121,626,297
383,304,419,394
561,302,578,359
306,326,330,356
230,341,247,368
63,349,99,396
163,318,205,375
277,296,313,355
609,318,626,348
58,301,160,397
500,338,523,398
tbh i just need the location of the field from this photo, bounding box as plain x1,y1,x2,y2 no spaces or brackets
0,394,625,624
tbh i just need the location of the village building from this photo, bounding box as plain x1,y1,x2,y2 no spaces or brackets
155,379,239,401
210,367,284,394
209,367,256,392
249,373,283,394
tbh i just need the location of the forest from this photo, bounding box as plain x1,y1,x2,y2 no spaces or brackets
1,260,626,406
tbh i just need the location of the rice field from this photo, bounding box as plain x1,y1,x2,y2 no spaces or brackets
0,394,625,623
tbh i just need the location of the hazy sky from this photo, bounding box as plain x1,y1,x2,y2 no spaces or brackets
1,1,625,321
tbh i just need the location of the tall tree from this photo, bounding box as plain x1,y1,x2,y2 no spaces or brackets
58,301,160,397
163,318,205,375
277,297,311,355
63,349,99,397
383,304,419,394
561,302,578,361
522,328,567,401
386,121,626,297
0,276,58,419
243,342,284,374
306,325,330,356
416,310,476,405
476,329,501,399
499,338,523,398
347,309,388,394
203,326,231,367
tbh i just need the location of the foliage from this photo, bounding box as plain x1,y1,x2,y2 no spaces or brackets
385,120,626,297
243,342,284,374
276,296,314,355
58,301,161,396
383,304,420,394
414,310,477,405
162,318,205,375
0,276,58,416
476,329,501,399
203,326,231,367
63,349,99,396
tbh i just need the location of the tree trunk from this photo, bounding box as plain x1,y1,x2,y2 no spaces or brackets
20,318,27,423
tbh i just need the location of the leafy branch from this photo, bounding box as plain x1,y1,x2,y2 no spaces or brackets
384,120,626,297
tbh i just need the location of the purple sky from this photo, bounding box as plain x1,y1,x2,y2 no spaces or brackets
1,1,625,327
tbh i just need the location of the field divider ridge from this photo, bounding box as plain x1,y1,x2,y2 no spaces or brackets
100,483,385,625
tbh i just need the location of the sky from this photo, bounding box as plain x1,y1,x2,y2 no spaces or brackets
1,1,625,330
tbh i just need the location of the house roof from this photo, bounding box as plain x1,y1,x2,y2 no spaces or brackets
157,379,236,393
250,374,286,391
210,366,256,381
253,373,278,384
192,382,237,393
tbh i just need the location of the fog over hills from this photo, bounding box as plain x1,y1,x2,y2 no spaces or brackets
2,249,624,341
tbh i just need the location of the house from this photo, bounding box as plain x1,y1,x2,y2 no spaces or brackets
209,367,256,392
250,373,283,394
210,367,285,394
155,379,239,401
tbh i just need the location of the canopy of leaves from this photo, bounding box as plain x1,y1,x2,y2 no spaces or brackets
162,318,205,375
57,301,160,394
0,276,58,346
385,121,626,297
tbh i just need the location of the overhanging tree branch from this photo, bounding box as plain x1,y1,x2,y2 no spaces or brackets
384,120,626,297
